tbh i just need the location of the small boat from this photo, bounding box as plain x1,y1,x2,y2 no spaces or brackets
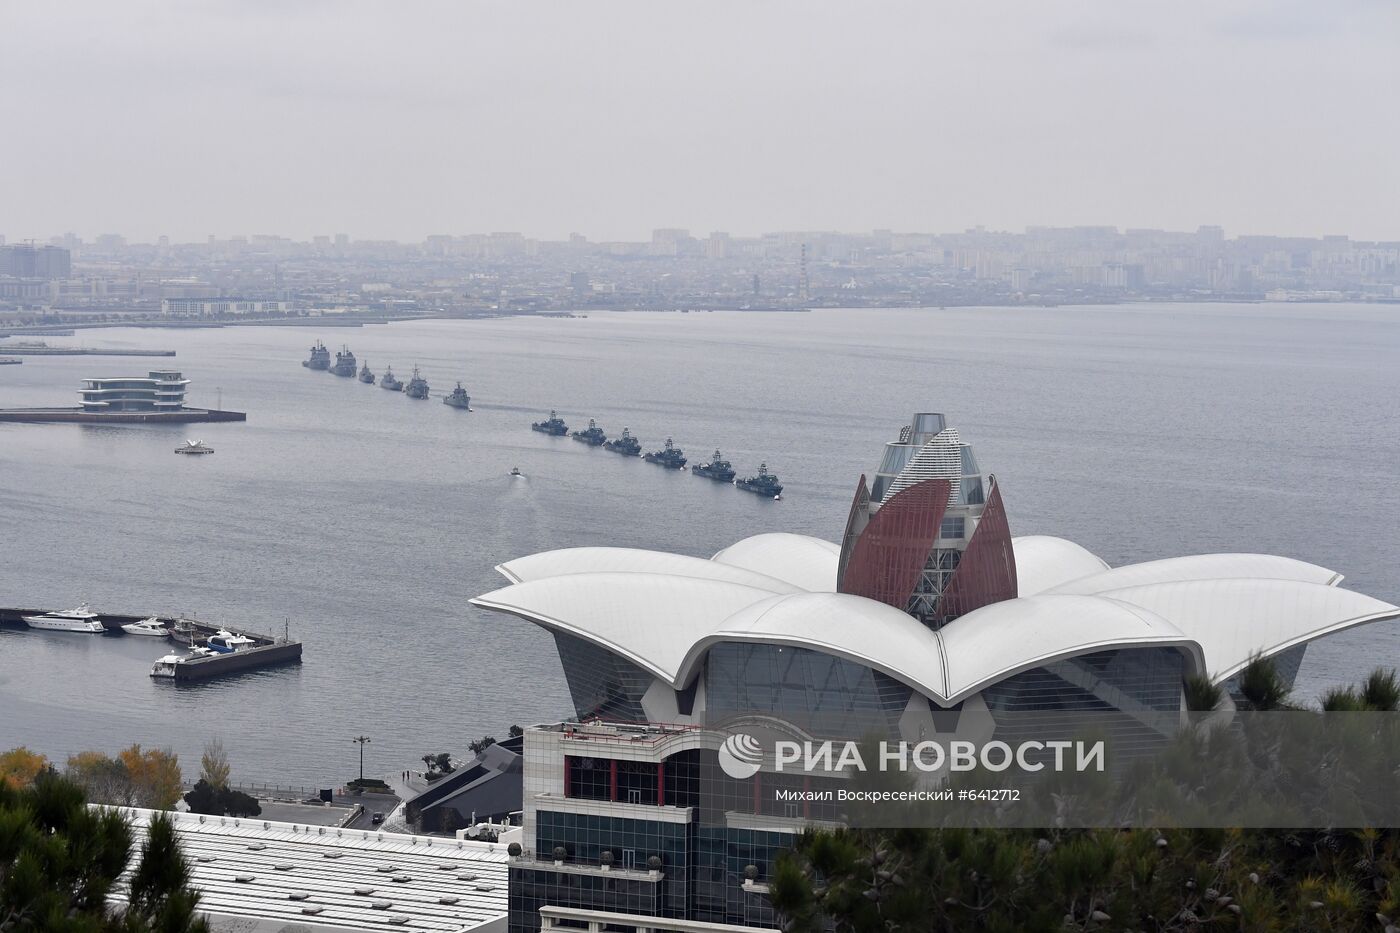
122,617,170,637
206,630,257,653
381,367,404,391
510,467,522,477
175,440,214,455
22,605,105,633
151,646,219,678
359,361,376,384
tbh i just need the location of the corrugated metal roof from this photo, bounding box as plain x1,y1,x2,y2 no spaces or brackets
111,808,507,932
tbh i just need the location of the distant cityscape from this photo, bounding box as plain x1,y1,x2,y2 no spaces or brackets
1,224,1398,324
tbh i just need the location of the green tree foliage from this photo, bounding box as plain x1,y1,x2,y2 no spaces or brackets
0,772,209,932
772,667,1400,931
1235,654,1295,711
182,780,261,819
773,826,1400,932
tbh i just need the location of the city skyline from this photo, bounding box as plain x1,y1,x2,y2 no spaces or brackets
3,1,1397,242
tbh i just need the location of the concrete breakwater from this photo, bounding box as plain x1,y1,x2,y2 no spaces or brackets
0,407,246,423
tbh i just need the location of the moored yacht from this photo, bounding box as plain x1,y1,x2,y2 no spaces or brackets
121,617,170,637
206,630,257,653
22,606,105,633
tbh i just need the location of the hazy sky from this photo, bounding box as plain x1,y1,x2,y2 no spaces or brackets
3,0,1397,243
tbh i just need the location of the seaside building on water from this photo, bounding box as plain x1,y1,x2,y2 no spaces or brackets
79,370,189,412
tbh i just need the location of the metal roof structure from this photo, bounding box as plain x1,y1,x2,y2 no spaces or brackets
709,533,840,592
472,532,1400,706
1011,534,1112,596
112,808,508,933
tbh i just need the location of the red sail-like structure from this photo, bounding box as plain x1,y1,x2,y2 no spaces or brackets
937,475,1017,621
838,478,950,609
835,474,871,588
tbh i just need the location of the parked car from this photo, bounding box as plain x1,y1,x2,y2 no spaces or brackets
371,811,385,825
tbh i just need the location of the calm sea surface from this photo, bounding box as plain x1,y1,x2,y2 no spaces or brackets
1,305,1397,786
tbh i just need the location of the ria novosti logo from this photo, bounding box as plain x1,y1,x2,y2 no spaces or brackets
718,733,764,779
717,729,1106,778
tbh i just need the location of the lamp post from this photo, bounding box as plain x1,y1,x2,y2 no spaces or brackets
353,735,371,783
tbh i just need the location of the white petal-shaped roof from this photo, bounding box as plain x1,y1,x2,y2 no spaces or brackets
475,540,1397,708
710,533,840,592
675,592,948,697
471,573,779,683
1012,535,1111,596
496,547,804,593
1093,579,1398,682
1046,553,1342,595
937,595,1204,703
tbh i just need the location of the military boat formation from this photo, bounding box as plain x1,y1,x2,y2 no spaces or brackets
533,413,782,498
300,343,471,410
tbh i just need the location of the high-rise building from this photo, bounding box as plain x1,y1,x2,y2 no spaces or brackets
473,413,1400,931
0,244,72,279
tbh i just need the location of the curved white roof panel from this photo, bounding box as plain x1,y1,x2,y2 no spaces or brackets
1046,553,1342,595
710,533,840,592
938,595,1204,704
473,542,1396,708
496,547,804,594
1095,579,1398,683
1011,535,1111,596
470,573,779,683
675,592,947,699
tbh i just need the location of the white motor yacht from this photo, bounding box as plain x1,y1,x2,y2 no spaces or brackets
121,617,170,637
150,645,218,678
206,630,257,653
22,606,105,633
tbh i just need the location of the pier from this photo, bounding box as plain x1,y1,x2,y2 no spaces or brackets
0,407,246,424
0,346,177,356
0,608,302,682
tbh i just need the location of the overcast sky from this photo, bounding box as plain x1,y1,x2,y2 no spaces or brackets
2,0,1397,243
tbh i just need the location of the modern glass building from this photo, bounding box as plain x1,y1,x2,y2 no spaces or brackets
474,412,1400,932
79,370,189,411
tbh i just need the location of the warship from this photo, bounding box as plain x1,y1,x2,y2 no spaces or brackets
690,450,736,481
404,366,430,399
443,381,471,409
735,462,783,498
329,346,357,377
604,427,642,456
302,341,331,370
644,437,687,469
532,410,569,435
572,418,607,446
